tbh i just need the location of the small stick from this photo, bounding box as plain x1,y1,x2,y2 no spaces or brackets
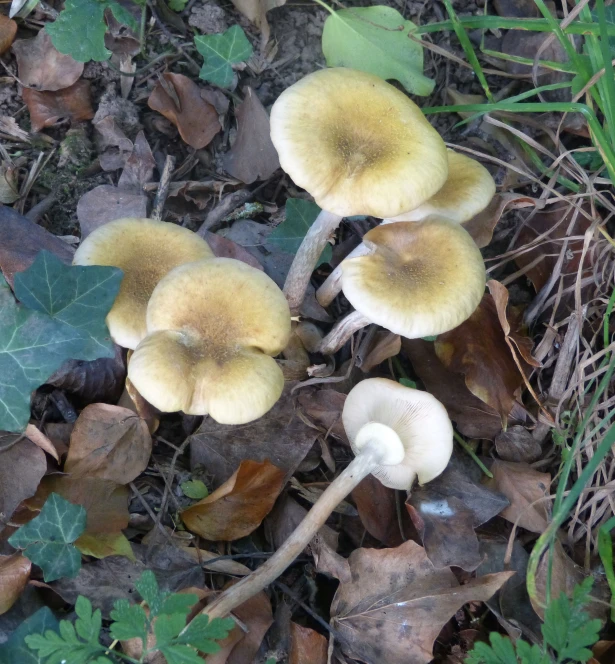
152,155,176,221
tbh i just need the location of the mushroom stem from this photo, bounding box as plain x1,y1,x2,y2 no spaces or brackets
318,310,371,355
316,242,371,307
201,438,392,619
283,210,343,314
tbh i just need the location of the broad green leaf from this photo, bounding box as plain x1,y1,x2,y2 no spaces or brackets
195,25,253,88
8,493,86,581
160,593,198,616
154,613,187,646
46,0,137,62
0,254,121,432
180,479,208,500
0,607,59,664
268,199,332,267
321,6,435,96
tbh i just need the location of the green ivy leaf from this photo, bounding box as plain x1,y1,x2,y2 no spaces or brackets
321,5,434,96
268,199,332,267
180,479,209,500
0,607,59,664
195,25,253,88
46,0,138,63
8,493,86,581
0,252,121,432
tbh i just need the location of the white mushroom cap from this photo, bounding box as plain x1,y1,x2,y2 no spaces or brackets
270,68,448,218
388,150,496,224
343,378,453,489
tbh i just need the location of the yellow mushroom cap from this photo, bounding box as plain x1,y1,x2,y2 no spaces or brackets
73,218,213,350
389,150,496,224
340,217,486,338
270,68,448,218
343,378,453,488
128,258,292,424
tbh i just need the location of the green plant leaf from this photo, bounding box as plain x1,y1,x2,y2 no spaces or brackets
159,644,205,664
8,493,86,582
0,252,121,432
0,607,59,664
268,199,332,266
109,599,148,642
195,25,253,88
160,593,198,616
321,5,434,96
399,378,417,389
180,479,209,500
46,0,137,62
154,613,187,646
169,0,188,10
179,614,234,654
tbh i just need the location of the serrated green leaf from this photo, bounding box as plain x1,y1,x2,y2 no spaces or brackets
515,641,549,664
8,493,86,581
179,614,233,653
160,593,198,616
180,479,208,500
321,6,434,96
109,599,148,642
154,613,187,646
74,596,101,645
169,0,188,10
268,199,332,266
159,644,206,664
135,569,161,610
195,25,253,88
0,607,59,664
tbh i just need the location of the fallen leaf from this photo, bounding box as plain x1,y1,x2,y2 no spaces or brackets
200,230,264,270
0,15,17,56
12,31,83,91
195,24,253,88
75,531,135,561
297,389,347,443
93,115,133,171
189,384,317,485
229,0,285,45
0,204,73,288
352,475,407,547
23,79,94,133
0,115,31,143
0,436,47,526
148,73,221,149
117,375,159,435
0,606,59,662
0,554,31,615
182,459,285,541
488,460,551,533
495,425,542,462
359,330,401,372
330,540,514,664
223,87,280,184
117,131,156,191
76,184,148,238
289,622,328,664
407,451,509,571
24,424,59,462
65,404,152,484
0,163,19,204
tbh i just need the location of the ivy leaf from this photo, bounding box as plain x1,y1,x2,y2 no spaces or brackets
8,493,86,581
268,199,332,266
180,479,209,500
46,0,137,63
0,252,121,432
321,5,435,96
195,25,253,88
0,607,59,664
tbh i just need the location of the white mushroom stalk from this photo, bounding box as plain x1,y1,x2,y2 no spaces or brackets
199,378,453,619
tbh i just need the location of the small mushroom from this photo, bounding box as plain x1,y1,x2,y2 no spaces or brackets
201,377,453,619
318,217,486,355
127,257,291,425
270,67,448,314
73,217,213,350
317,150,495,307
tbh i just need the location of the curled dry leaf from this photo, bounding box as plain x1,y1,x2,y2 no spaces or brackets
182,459,285,541
24,423,59,462
117,131,156,192
93,115,133,171
23,80,94,133
0,14,17,56
358,330,401,372
65,403,152,485
223,87,280,184
76,184,148,238
0,162,19,204
495,425,542,462
230,0,286,45
289,622,328,664
148,73,221,149
329,540,514,664
12,31,83,91
0,553,31,615
200,230,264,270
117,375,159,435
297,388,347,443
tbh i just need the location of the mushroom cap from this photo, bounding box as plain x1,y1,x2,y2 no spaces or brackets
73,218,213,350
340,217,486,339
388,150,496,224
343,378,453,488
128,258,291,424
270,68,448,218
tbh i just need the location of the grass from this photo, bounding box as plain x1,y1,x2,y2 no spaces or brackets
424,0,615,613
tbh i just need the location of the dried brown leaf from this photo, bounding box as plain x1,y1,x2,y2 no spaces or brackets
0,15,17,56
289,622,328,664
12,31,83,91
0,163,19,204
201,230,264,270
352,475,407,547
65,404,152,484
495,426,542,462
297,388,347,443
25,423,59,462
181,459,285,541
93,115,133,171
0,553,31,615
230,0,286,44
148,73,221,149
117,131,156,191
23,80,94,133
359,330,401,372
76,184,148,238
330,540,514,664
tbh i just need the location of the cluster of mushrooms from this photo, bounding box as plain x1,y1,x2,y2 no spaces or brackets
74,67,496,620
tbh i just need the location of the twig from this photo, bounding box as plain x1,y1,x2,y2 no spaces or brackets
25,193,57,223
196,189,253,235
152,155,176,220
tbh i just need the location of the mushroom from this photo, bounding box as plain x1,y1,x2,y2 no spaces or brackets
318,217,486,355
270,67,448,314
316,150,495,307
127,257,291,425
73,218,213,350
200,377,453,619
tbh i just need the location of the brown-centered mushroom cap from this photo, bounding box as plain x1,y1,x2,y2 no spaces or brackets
73,218,213,350
270,68,448,218
341,217,486,339
128,258,291,424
